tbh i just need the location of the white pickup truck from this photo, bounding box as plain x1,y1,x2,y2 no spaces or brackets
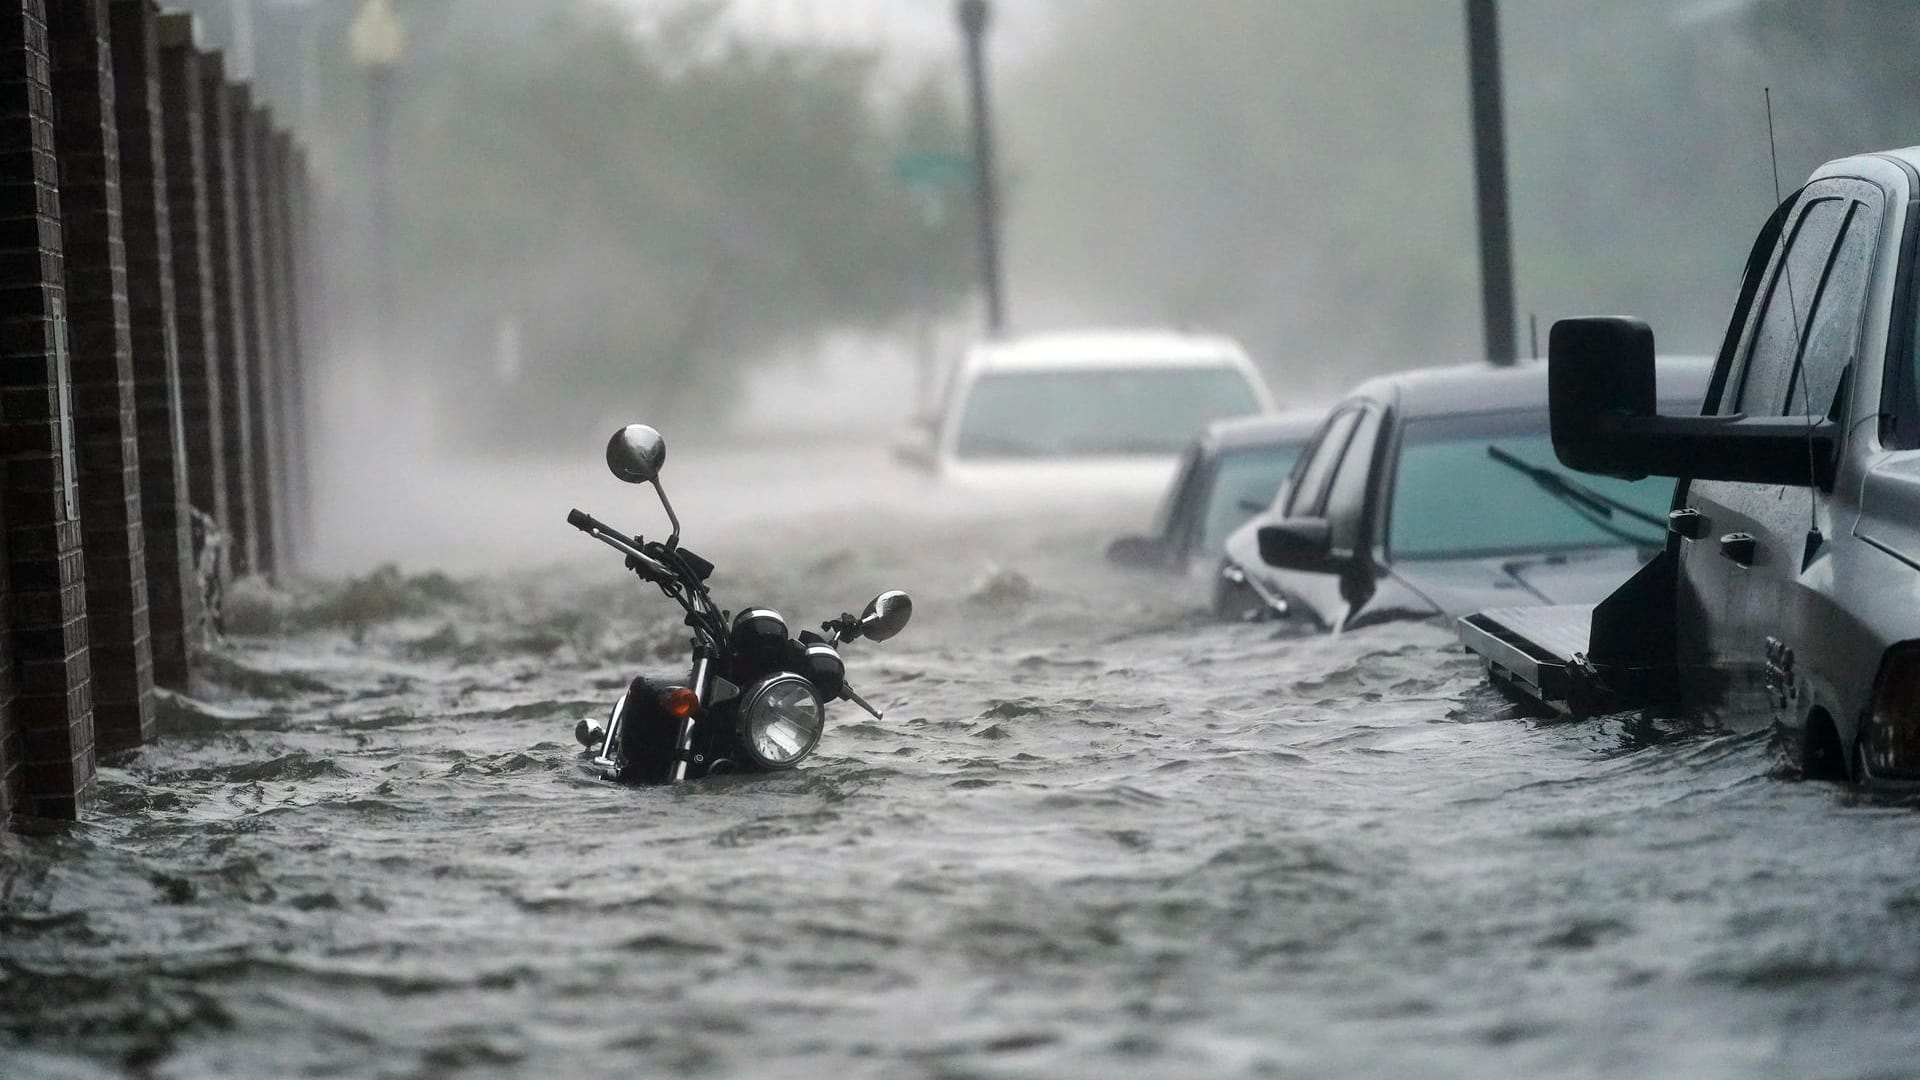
1459,147,1920,786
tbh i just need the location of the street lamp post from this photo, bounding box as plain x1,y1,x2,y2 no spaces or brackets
956,0,1005,337
349,0,404,354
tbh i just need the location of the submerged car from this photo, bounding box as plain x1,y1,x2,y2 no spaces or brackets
1458,148,1920,787
896,329,1274,505
1215,359,1711,628
1107,410,1321,576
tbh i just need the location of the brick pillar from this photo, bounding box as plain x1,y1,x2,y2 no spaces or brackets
196,51,254,577
48,0,154,754
0,515,14,821
269,131,305,566
0,0,95,819
156,16,224,616
107,0,191,690
258,121,294,571
228,88,275,578
287,143,314,547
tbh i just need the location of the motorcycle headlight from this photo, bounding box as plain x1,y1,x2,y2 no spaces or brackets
736,673,825,770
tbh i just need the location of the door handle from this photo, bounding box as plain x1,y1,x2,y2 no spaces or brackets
1720,532,1756,566
1669,507,1706,539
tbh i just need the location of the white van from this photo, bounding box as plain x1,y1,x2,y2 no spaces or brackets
901,330,1274,505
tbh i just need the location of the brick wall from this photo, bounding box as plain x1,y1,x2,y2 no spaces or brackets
156,16,225,600
228,87,275,577
195,50,254,577
108,0,192,690
0,0,96,819
48,0,155,754
268,129,303,564
257,117,293,570
285,141,313,547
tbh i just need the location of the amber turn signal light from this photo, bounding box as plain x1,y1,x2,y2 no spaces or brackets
661,686,700,719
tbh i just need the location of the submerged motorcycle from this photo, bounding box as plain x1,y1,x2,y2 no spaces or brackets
569,424,912,783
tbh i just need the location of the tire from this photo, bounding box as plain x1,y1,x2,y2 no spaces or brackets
1800,712,1846,782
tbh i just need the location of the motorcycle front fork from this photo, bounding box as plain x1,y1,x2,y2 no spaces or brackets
589,645,717,782
671,647,715,782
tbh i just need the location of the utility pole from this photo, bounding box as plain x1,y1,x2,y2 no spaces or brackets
1466,0,1517,366
957,0,1006,337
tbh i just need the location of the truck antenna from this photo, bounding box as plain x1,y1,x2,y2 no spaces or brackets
1766,88,1824,559
1765,88,1785,207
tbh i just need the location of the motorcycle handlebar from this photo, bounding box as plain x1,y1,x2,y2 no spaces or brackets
567,507,673,582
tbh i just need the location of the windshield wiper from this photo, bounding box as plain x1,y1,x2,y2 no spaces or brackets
1484,444,1666,545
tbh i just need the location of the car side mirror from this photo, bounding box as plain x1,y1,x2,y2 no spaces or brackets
1256,517,1346,574
1106,534,1171,570
1550,317,1835,487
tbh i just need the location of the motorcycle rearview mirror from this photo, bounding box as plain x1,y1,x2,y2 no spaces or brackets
606,423,681,546
857,590,913,643
607,424,666,484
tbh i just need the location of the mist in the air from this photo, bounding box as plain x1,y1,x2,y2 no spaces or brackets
168,0,1920,573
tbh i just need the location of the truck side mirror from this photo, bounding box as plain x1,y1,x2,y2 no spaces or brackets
1550,318,1658,479
1257,517,1347,575
1548,316,1837,487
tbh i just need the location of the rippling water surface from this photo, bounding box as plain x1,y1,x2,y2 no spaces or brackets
6,450,1920,1079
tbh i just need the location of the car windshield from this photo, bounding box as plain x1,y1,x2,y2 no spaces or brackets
954,367,1262,459
1389,411,1670,561
1197,444,1302,556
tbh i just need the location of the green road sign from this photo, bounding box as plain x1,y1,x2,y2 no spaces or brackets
891,150,973,190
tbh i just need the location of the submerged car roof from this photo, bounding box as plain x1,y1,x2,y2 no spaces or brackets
1203,408,1325,453
1345,357,1713,418
964,330,1255,372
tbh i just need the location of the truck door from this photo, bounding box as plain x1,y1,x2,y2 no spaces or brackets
1675,179,1884,728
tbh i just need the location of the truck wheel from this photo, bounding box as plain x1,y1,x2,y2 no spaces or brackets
1801,712,1846,781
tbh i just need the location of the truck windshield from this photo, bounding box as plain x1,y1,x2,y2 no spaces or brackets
1197,445,1302,555
954,367,1262,459
1389,412,1670,560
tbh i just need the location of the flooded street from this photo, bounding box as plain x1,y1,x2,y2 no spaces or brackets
3,444,1919,1079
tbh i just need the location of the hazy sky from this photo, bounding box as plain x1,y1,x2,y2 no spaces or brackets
607,0,1061,70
